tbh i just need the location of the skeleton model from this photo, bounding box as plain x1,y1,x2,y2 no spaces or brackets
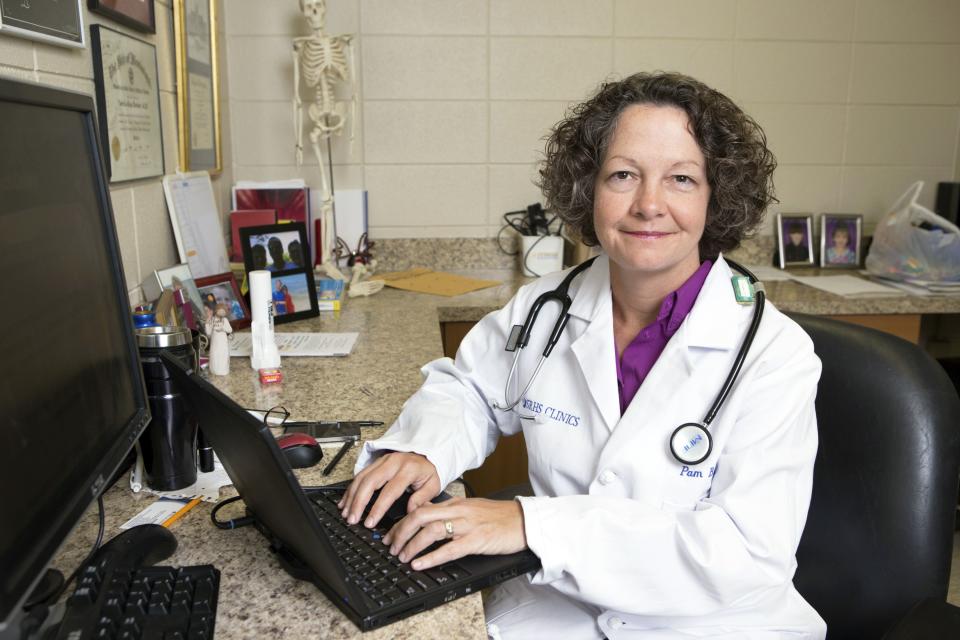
293,0,356,270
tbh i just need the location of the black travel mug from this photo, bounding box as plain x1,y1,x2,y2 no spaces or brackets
135,326,199,491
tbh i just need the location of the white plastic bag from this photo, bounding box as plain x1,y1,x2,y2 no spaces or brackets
865,181,960,282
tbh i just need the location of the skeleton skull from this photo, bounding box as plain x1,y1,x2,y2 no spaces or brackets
299,0,326,31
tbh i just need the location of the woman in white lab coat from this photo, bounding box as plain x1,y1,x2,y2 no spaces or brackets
341,72,825,639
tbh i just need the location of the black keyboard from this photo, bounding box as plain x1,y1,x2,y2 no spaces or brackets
310,490,470,609
56,564,219,640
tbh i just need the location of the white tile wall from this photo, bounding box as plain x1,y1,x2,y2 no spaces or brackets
845,106,959,166
770,165,844,216
490,0,613,37
743,104,847,165
850,44,960,105
614,39,735,96
854,0,960,44
364,164,487,226
840,165,956,214
222,0,960,240
360,0,486,36
489,101,570,164
734,42,852,103
362,36,487,99
490,37,612,101
736,0,856,42
614,0,737,39
363,101,487,164
488,164,544,228
0,0,232,303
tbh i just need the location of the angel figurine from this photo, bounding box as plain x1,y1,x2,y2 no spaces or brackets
205,303,233,376
292,0,356,271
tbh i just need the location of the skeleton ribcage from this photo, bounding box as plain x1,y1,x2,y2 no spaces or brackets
299,37,349,100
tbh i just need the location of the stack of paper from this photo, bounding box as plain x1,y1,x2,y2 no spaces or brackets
864,273,960,297
903,278,960,295
791,275,905,298
228,332,358,357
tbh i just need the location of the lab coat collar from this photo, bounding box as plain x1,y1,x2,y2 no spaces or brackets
568,254,744,432
568,255,618,432
568,253,610,321
678,255,742,351
568,253,742,348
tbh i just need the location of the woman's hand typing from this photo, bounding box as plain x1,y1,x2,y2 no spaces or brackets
339,451,441,528
383,497,528,571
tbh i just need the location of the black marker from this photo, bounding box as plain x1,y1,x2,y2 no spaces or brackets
322,441,353,477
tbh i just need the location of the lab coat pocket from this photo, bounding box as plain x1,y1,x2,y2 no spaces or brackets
660,474,713,511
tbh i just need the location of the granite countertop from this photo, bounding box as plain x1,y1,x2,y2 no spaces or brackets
49,260,960,639
49,275,526,640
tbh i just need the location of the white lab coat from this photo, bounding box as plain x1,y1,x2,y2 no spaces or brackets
355,255,826,639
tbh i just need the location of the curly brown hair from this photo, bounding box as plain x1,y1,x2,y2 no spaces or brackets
538,72,777,260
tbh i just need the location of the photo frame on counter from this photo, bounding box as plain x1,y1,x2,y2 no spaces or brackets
196,272,251,330
820,214,863,269
775,214,815,269
144,263,205,330
0,0,84,48
91,25,164,182
88,0,156,34
173,0,221,174
240,223,318,325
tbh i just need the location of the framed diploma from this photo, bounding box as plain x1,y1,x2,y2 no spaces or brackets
0,0,84,48
91,25,164,182
173,0,221,174
88,0,156,34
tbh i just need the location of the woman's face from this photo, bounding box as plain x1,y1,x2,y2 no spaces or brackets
833,229,849,250
593,104,709,285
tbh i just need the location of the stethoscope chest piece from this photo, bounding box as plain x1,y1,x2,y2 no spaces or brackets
670,422,713,465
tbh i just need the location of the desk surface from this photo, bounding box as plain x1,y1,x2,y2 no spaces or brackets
51,267,960,638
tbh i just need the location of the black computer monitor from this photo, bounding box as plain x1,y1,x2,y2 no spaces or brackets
0,78,150,635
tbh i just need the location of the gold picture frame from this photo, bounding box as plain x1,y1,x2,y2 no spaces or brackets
173,0,221,174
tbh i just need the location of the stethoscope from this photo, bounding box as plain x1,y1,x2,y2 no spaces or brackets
493,256,765,466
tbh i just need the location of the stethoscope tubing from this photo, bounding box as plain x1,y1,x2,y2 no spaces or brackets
497,256,765,466
702,259,764,426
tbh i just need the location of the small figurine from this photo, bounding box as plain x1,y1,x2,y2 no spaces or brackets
205,303,233,376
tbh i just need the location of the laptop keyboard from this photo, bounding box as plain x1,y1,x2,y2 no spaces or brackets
309,490,470,609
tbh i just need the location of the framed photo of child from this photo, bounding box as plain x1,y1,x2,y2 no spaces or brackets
819,214,863,269
776,214,815,268
195,272,250,330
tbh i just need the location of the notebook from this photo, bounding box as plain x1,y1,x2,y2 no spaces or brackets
160,352,541,631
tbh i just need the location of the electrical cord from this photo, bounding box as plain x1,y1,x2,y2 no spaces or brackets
498,207,563,277
210,496,255,530
20,494,108,636
53,495,106,602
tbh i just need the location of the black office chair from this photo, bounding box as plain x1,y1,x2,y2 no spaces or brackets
789,313,960,639
491,314,960,637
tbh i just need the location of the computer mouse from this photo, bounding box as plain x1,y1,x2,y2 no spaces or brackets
95,524,178,569
276,432,323,469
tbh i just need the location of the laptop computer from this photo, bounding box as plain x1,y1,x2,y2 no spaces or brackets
160,352,541,631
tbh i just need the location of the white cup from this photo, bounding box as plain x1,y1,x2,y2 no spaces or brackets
520,235,564,277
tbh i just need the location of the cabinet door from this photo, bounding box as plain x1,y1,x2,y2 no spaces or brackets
442,322,529,498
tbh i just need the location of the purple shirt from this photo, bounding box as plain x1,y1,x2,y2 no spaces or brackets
616,260,712,414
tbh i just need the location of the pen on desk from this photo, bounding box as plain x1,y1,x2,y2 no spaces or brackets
283,420,384,429
162,497,202,528
322,441,353,476
316,420,383,428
